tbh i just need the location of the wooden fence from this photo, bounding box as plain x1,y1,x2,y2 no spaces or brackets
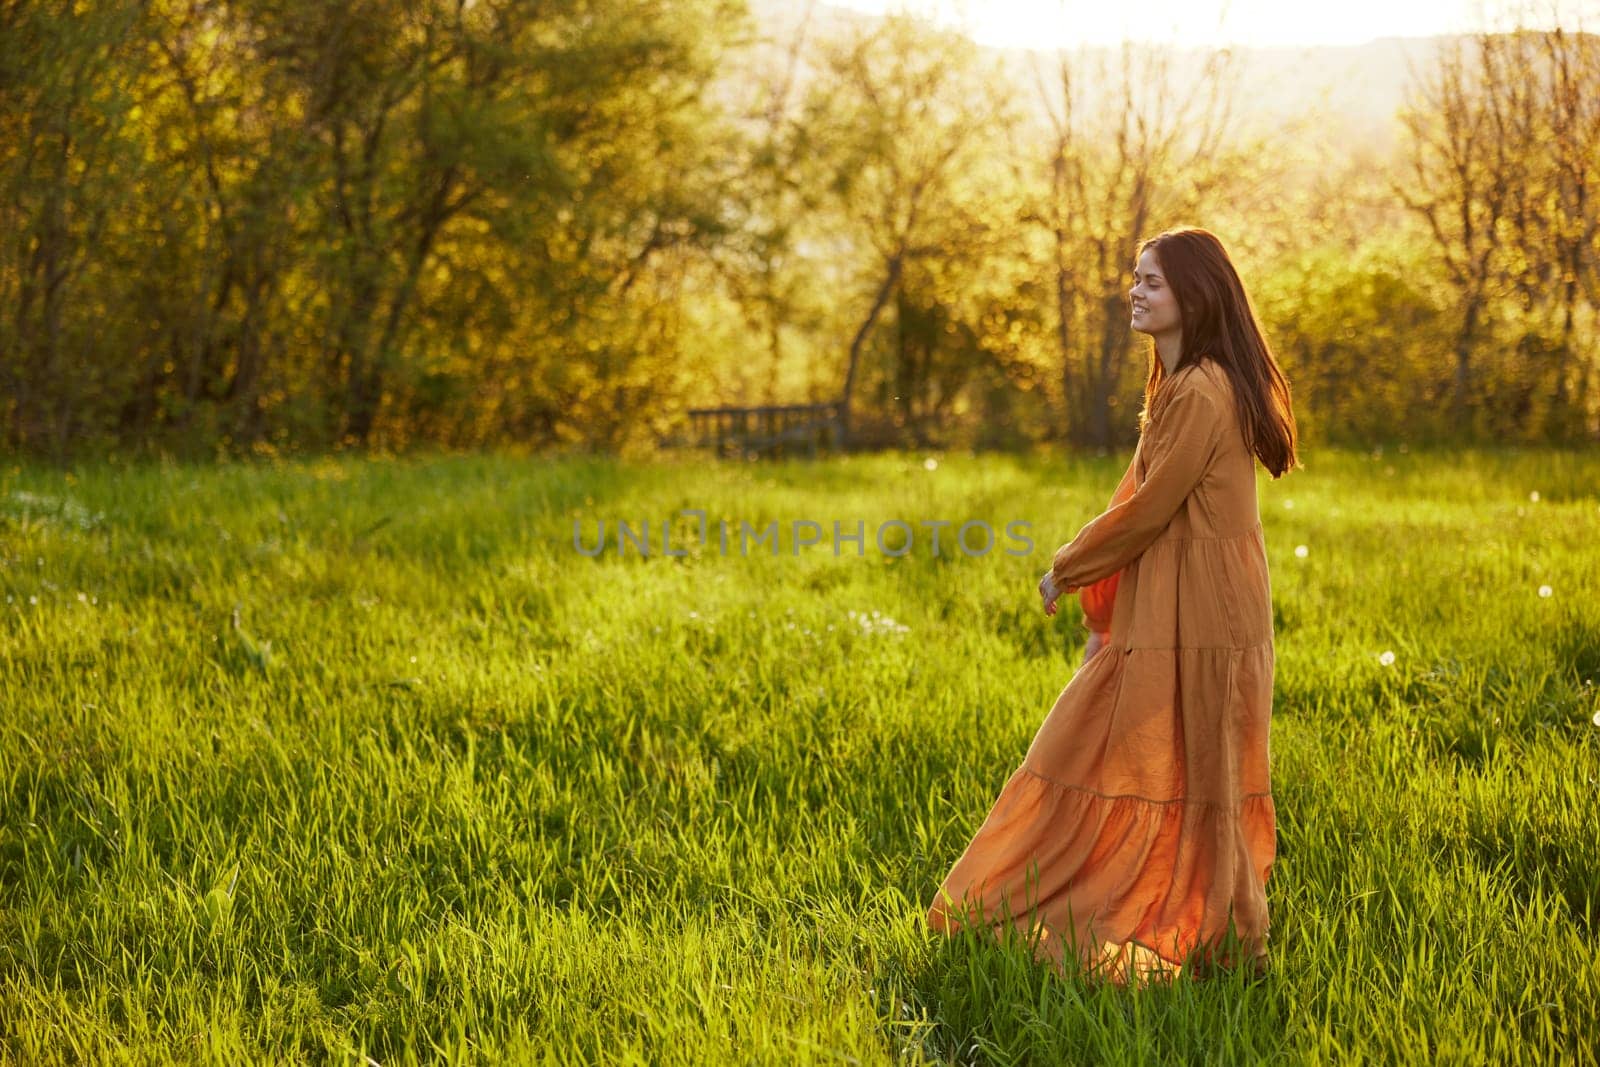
685,401,845,459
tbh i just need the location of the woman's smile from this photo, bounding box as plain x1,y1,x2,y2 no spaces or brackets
1128,247,1181,367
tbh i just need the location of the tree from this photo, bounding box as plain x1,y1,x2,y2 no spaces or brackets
0,0,147,458
799,13,1015,446
1393,34,1518,433
1395,15,1600,441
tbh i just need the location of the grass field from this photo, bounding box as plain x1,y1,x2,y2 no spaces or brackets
1,446,1597,1065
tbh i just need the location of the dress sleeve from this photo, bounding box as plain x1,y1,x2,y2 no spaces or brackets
1076,441,1140,633
1048,384,1221,592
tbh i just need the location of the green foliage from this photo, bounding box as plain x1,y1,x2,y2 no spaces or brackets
1255,237,1451,445
1,450,1597,1062
0,0,747,459
1,5,1597,459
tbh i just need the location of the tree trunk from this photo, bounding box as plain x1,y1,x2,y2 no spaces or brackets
1454,297,1480,429
839,252,903,446
1053,226,1076,442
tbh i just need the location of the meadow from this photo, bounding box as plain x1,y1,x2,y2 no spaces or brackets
1,446,1596,1065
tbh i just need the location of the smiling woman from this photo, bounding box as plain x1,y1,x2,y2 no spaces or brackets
928,227,1301,987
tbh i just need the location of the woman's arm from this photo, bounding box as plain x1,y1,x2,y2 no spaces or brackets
1039,444,1141,618
1077,440,1141,632
1107,440,1141,507
1048,385,1221,592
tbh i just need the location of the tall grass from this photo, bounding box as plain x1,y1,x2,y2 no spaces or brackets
1,446,1596,1065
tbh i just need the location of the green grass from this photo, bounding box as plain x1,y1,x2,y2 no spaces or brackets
1,446,1597,1065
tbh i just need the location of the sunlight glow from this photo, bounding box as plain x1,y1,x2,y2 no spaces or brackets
825,0,1599,50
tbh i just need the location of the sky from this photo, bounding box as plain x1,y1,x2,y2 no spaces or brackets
823,0,1599,49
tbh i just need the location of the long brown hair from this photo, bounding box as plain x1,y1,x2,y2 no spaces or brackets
1134,227,1300,479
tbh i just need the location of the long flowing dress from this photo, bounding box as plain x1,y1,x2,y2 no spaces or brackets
926,358,1276,986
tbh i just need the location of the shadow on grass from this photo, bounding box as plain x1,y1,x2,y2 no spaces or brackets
876,902,1285,1066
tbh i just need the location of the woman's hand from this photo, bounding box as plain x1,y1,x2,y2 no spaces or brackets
1039,570,1070,616
1083,630,1107,663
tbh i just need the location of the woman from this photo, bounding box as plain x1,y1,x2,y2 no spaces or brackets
926,227,1300,986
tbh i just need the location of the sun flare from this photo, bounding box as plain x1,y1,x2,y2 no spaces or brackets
825,0,1594,50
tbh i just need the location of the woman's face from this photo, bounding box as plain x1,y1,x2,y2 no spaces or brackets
1129,249,1180,338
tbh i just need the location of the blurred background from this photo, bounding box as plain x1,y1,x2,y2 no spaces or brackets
2,0,1597,461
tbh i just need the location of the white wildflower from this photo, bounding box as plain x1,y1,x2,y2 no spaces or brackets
1538,585,1552,598
1294,545,1308,559
847,610,908,636
923,457,938,471
1378,650,1396,666
1529,490,1540,502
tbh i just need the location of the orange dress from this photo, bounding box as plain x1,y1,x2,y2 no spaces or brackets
927,359,1276,986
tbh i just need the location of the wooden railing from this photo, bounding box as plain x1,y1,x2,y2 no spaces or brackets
685,401,845,458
